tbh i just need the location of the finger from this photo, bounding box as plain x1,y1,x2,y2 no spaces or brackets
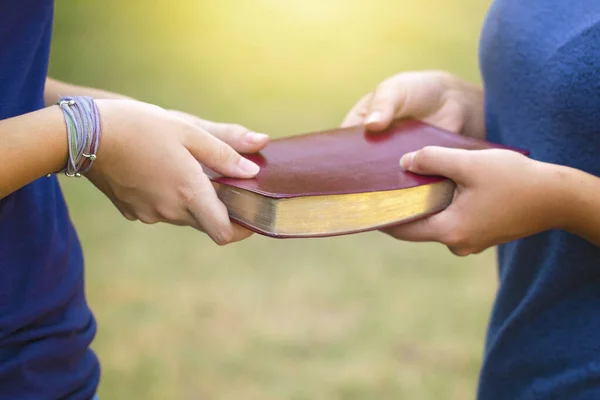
182,210,253,243
341,93,373,128
164,209,254,243
183,124,260,179
364,80,406,132
399,146,470,181
229,223,254,243
382,212,446,242
188,217,253,243
183,115,269,154
184,164,239,245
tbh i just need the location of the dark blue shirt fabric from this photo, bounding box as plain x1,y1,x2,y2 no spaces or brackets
479,1,600,399
0,1,98,399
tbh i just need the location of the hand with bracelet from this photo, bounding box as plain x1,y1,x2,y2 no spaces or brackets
0,78,269,245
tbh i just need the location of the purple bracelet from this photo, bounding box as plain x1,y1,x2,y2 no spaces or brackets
54,96,102,177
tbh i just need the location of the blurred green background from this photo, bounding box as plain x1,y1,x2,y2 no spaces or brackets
50,1,495,399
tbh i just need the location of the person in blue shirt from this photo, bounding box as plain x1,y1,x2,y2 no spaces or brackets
0,1,269,399
344,1,600,398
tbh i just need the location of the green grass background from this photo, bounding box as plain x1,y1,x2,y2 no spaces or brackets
49,1,495,398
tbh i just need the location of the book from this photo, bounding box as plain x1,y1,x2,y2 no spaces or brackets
208,120,526,238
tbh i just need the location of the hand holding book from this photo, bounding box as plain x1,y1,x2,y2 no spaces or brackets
341,70,599,254
341,70,485,140
385,145,567,256
211,120,526,238
209,70,523,240
210,69,600,251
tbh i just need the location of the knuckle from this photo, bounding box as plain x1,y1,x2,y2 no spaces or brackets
212,224,234,246
116,204,138,221
375,80,400,101
383,73,403,88
441,224,473,256
413,146,434,169
122,212,137,221
138,213,160,225
178,119,196,142
448,246,473,257
155,206,180,223
420,145,437,156
453,154,470,175
230,123,248,136
216,142,238,165
441,226,469,249
431,69,454,85
177,184,197,208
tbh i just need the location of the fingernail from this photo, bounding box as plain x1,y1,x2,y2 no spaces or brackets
245,132,269,145
400,152,415,170
365,111,382,125
238,157,260,175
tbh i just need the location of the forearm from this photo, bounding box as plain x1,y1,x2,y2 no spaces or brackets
0,106,68,197
44,77,131,106
2,77,130,197
547,163,600,246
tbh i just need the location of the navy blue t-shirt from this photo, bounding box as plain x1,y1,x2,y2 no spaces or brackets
0,1,99,399
479,0,600,399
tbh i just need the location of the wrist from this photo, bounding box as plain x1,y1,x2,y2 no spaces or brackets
536,162,581,233
83,99,117,180
547,163,600,238
84,99,165,181
46,105,70,174
52,97,103,177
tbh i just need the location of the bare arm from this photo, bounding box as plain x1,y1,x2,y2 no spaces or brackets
383,147,600,255
561,165,600,246
1,94,268,244
1,77,135,197
0,106,67,197
44,77,130,104
2,77,270,244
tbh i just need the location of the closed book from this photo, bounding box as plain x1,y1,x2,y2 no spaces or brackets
208,120,526,238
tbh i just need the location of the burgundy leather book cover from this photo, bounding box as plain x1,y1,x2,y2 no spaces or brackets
210,119,527,198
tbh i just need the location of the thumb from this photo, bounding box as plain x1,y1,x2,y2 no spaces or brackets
364,82,405,132
184,126,261,179
193,119,269,154
400,146,469,180
170,111,269,153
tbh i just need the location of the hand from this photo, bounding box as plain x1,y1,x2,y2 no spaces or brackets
342,70,485,139
383,147,569,256
86,100,269,245
168,110,269,154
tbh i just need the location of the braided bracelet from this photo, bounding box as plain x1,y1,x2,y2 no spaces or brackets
53,96,102,177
